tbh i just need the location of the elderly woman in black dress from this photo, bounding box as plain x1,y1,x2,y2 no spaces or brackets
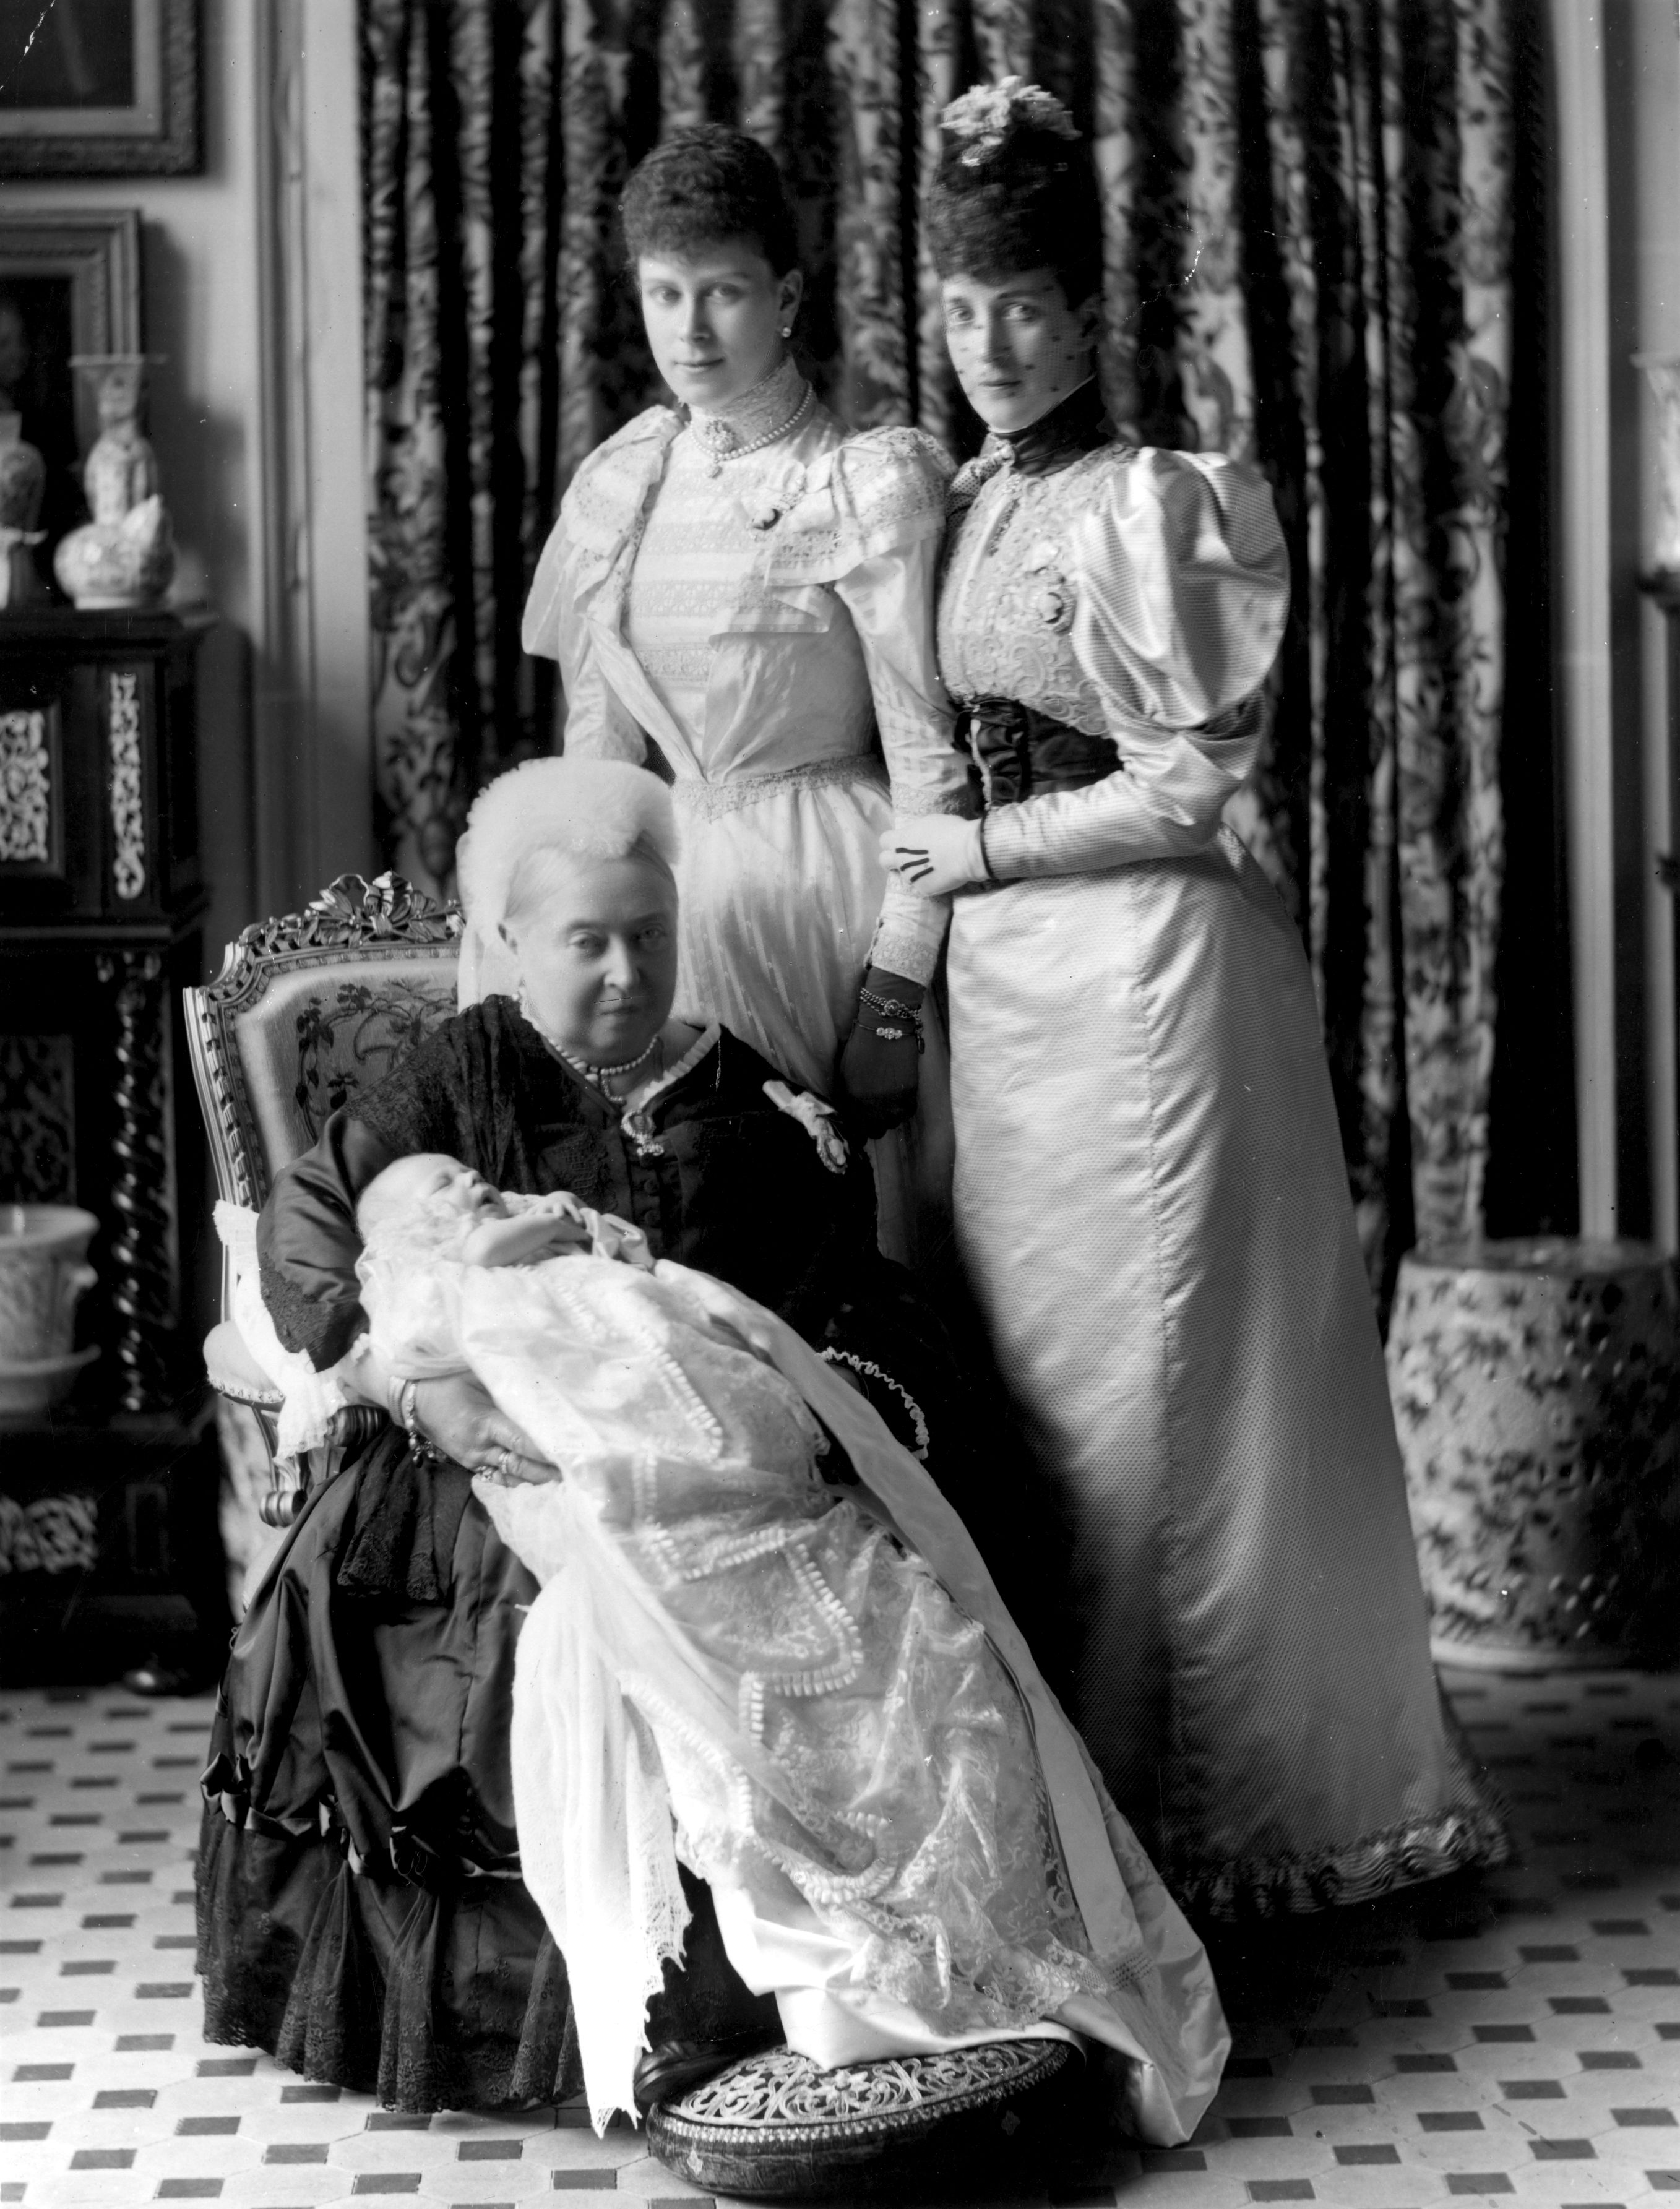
196,757,960,2114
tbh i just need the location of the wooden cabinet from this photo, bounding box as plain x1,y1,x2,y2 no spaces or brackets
0,608,225,1677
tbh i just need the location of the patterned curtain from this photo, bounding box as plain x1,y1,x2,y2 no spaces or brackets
360,0,1566,1292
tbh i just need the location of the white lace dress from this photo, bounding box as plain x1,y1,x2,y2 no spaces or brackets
355,1214,1228,2140
519,358,963,1264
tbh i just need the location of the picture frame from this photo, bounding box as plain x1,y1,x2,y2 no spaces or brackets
0,212,142,548
0,0,201,178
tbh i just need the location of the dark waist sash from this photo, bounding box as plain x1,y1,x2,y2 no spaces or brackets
957,696,1120,807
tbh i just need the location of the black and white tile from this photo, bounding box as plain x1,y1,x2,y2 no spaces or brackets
4,1668,1678,2207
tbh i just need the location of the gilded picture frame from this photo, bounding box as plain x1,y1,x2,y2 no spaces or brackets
0,0,201,178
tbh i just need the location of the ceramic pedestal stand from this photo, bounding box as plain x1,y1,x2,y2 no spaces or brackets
1386,1236,1680,1671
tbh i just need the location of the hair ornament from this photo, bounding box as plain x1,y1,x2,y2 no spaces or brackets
941,76,1079,166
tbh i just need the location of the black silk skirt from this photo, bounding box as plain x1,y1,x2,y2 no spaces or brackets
194,1430,777,2111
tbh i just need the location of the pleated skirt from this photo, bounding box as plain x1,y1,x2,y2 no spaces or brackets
945,830,1509,1916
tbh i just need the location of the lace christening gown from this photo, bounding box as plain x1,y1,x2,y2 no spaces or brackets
355,1219,1228,2141
894,383,1510,1915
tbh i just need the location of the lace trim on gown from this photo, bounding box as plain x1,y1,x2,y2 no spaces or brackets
1173,1800,1514,1921
1171,1700,1510,1919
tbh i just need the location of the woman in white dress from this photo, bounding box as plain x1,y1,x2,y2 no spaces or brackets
881,81,1510,1916
519,127,962,1264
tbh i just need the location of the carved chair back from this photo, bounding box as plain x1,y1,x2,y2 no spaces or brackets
184,872,462,1224
183,875,462,1522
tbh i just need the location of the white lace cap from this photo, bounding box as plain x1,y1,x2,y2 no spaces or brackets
454,757,681,946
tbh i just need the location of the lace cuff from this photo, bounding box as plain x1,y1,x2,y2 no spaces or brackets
274,1354,354,1463
868,876,949,985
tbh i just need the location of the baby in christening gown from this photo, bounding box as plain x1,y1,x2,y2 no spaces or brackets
351,1153,1228,2139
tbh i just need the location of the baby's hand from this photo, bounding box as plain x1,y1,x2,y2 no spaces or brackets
462,1205,590,1268
528,1191,586,1223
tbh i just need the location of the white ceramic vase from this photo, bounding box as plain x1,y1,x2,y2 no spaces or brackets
0,1204,100,1418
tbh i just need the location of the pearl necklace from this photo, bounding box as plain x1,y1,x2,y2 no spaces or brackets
689,382,815,478
553,1031,663,1095
519,991,663,1095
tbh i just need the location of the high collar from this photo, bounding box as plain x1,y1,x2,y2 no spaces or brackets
686,352,807,445
991,376,1109,478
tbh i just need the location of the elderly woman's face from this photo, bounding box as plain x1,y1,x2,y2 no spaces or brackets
942,269,1097,435
501,853,679,1065
638,241,801,413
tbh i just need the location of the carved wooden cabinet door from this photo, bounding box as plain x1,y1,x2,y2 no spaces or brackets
0,608,222,1675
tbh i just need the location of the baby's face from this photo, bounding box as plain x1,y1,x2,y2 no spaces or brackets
367,1153,508,1227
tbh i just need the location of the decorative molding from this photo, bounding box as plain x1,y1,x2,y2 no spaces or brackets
108,670,146,900
230,871,462,966
0,1494,98,1577
95,949,173,1412
0,1034,76,1204
0,710,51,866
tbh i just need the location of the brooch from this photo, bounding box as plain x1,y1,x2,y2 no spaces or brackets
1024,538,1076,633
739,461,808,533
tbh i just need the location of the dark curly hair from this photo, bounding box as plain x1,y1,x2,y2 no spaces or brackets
925,117,1102,308
621,125,799,275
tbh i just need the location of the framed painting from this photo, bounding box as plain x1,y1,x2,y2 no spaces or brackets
0,212,141,543
0,0,200,177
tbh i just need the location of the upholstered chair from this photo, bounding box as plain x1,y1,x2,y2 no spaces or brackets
183,873,462,1524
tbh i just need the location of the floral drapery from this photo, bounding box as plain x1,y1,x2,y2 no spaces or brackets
361,0,1564,1290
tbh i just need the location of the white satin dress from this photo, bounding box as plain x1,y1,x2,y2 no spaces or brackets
905,428,1510,1914
520,358,963,1265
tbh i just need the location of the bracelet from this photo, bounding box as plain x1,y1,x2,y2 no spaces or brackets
399,1379,444,1468
858,987,925,1053
978,812,1001,884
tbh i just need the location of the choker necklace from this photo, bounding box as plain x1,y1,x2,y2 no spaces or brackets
995,376,1110,479
688,361,815,478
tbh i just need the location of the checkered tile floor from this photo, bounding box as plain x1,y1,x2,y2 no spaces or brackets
2,1666,1678,2207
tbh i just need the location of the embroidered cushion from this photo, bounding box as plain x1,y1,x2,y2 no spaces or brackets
647,2039,1077,2200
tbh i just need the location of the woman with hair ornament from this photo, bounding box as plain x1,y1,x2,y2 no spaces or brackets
519,124,962,1270
882,81,1510,1919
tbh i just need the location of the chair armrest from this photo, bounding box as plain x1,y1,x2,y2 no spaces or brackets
205,1317,390,1528
204,1318,388,1452
205,1319,283,1408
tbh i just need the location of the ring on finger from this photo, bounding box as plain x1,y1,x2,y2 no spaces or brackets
493,1444,515,1480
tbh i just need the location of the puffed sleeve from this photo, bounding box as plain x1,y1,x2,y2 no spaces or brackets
981,449,1290,882
554,630,648,762
521,414,674,761
812,430,967,983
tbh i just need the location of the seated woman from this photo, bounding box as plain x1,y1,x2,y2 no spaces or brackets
344,1153,1226,2138
197,758,963,2116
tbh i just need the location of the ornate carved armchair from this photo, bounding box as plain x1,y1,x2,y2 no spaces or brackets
182,873,462,1523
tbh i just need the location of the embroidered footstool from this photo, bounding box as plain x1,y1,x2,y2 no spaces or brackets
1386,1236,1680,1668
647,2039,1077,2199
